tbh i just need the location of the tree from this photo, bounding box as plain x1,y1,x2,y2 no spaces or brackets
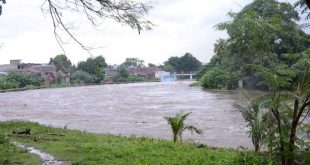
164,56,180,71
122,58,144,68
147,63,156,67
238,56,310,164
199,67,239,89
164,112,202,143
113,65,132,82
49,54,72,72
77,55,107,80
178,53,202,72
199,0,310,90
164,53,201,72
162,64,174,72
70,70,98,84
213,39,228,65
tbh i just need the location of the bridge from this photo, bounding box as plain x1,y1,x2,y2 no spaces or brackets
174,72,196,80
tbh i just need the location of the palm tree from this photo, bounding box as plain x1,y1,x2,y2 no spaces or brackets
213,39,228,65
164,112,202,143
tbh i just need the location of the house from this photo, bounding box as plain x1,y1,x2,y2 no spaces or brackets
131,67,156,79
0,59,21,72
0,60,69,85
18,63,41,70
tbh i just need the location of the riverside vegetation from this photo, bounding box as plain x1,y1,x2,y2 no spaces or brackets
0,121,268,165
1,0,309,164
196,0,310,164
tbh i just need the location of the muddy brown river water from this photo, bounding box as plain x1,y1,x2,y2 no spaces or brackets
0,81,262,148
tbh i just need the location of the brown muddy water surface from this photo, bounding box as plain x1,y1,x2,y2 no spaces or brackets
0,81,263,148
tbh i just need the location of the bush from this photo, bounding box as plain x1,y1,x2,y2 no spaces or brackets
7,71,44,88
233,151,274,165
0,76,20,89
199,68,239,89
70,70,99,84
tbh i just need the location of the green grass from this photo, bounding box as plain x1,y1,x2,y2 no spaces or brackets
0,134,40,164
0,121,266,165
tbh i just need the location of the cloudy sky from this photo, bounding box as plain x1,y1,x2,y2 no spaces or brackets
0,0,295,65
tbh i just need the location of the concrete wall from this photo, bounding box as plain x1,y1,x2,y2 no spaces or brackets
0,64,18,72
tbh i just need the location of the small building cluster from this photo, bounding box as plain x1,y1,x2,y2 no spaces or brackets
104,64,173,83
0,60,70,85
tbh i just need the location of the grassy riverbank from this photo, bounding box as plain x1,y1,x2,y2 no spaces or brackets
0,133,40,164
0,121,267,164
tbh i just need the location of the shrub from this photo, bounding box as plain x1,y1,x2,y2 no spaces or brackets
233,151,274,165
7,71,44,88
199,68,239,89
70,70,99,84
164,112,202,142
0,76,20,89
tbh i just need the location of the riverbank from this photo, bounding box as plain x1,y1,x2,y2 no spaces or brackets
0,121,266,164
0,79,161,93
0,133,41,164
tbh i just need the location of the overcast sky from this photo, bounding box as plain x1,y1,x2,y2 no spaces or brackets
0,0,296,65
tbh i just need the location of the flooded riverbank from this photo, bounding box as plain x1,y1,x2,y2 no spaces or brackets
0,81,262,148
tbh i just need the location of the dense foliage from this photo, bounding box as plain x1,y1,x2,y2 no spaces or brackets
70,70,99,84
236,60,310,164
7,72,44,88
201,0,310,164
49,54,73,72
0,72,44,90
77,55,107,82
198,0,310,90
163,53,202,72
122,58,144,67
0,76,20,89
199,68,239,89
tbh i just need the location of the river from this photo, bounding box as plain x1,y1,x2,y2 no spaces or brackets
0,81,262,148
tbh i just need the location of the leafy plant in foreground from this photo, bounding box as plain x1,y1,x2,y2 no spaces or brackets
239,61,310,164
235,99,268,152
164,112,202,143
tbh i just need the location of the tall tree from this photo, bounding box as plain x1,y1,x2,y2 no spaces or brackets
122,58,144,68
165,56,180,71
164,53,201,72
49,54,72,72
211,0,310,87
77,55,107,80
213,39,228,65
178,53,202,72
